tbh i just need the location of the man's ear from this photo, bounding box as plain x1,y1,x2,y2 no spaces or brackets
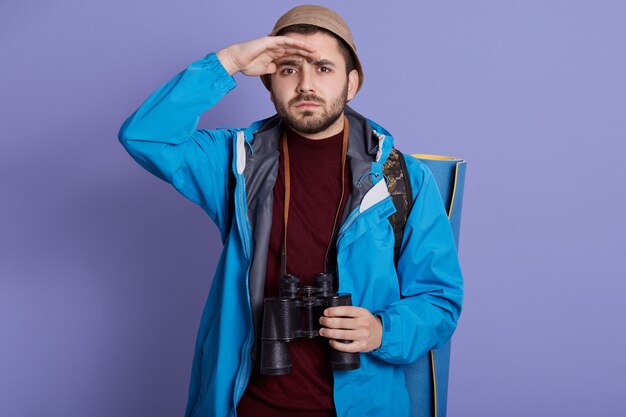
347,69,359,101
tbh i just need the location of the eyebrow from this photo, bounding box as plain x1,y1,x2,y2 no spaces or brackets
311,59,336,67
276,58,337,67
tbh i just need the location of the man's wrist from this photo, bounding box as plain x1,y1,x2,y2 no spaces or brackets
216,48,238,76
375,314,383,350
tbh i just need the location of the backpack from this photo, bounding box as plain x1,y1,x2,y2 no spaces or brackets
384,149,467,417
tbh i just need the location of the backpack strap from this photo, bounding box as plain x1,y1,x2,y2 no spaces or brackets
382,148,414,266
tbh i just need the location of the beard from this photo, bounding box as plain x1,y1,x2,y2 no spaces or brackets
272,83,348,135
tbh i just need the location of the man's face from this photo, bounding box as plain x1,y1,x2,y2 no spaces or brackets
270,31,359,136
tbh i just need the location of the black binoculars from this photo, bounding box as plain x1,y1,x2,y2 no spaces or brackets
259,272,361,375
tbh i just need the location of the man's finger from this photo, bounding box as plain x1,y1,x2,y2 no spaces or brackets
324,306,364,318
267,37,321,59
271,35,318,52
266,47,321,61
328,339,362,353
319,316,357,330
265,62,277,74
320,328,357,340
273,47,320,57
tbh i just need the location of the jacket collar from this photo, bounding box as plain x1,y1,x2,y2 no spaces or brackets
243,105,395,164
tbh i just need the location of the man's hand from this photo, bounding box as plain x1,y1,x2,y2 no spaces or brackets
217,36,320,77
318,306,383,353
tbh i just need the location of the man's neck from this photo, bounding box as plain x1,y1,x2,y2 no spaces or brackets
290,113,345,140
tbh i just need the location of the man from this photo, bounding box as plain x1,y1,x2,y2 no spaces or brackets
118,5,463,417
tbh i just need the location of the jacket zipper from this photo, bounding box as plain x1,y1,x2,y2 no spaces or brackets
230,144,253,416
337,209,360,243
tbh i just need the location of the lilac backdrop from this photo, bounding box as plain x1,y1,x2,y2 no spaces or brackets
1,1,624,416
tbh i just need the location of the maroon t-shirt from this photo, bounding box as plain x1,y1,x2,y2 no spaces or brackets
236,126,352,416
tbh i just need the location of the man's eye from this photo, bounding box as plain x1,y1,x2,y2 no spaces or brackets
319,66,332,73
280,68,296,75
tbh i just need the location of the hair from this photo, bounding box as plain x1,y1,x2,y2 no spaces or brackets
275,24,357,75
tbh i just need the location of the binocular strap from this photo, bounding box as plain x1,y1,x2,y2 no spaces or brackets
280,117,350,276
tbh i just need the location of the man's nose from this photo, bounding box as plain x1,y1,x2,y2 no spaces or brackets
296,67,315,93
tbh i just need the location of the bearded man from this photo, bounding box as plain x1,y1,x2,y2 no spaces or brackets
118,5,463,417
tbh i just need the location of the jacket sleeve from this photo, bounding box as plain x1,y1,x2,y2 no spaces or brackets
369,156,464,364
117,52,236,236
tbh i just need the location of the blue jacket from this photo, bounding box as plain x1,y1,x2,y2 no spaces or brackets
118,52,463,417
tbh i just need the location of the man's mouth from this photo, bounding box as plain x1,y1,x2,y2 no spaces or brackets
295,101,321,108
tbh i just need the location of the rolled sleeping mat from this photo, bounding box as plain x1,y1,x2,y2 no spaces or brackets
406,154,466,417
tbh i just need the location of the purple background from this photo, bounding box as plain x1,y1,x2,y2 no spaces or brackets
1,1,625,416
